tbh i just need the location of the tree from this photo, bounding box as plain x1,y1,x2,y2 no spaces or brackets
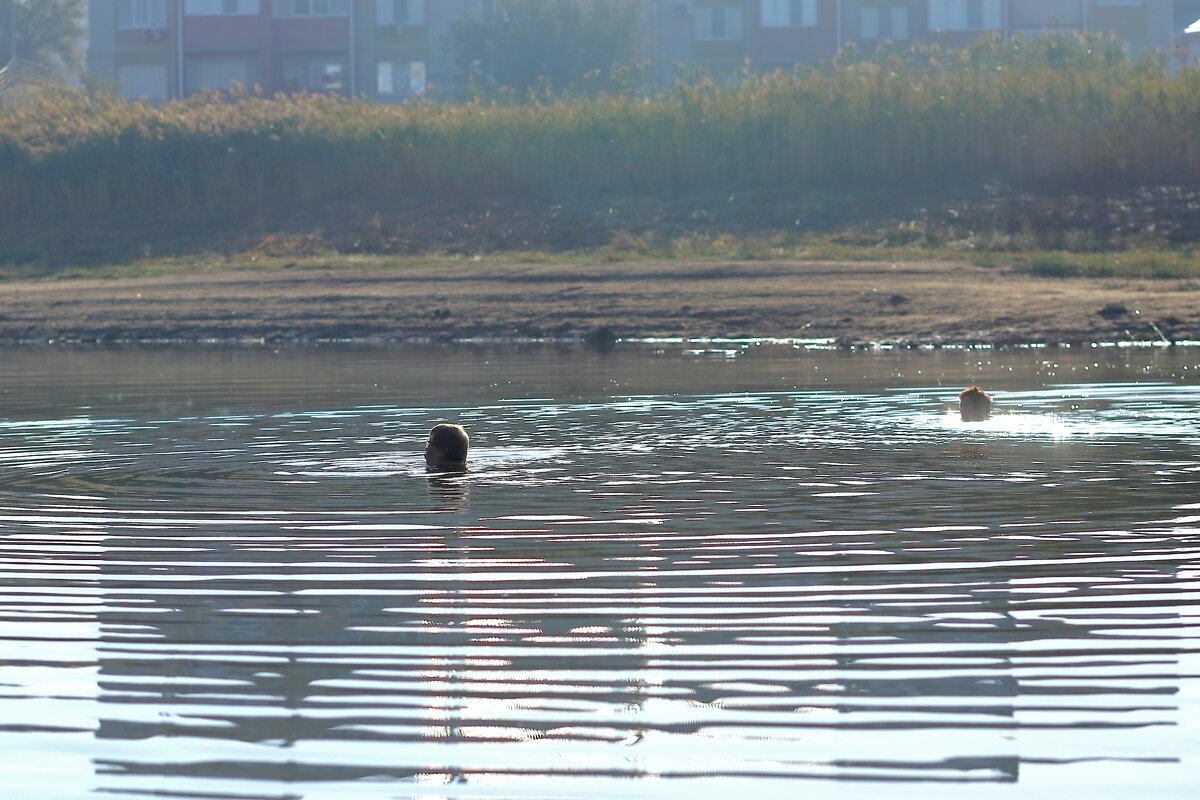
449,0,646,97
1,0,85,72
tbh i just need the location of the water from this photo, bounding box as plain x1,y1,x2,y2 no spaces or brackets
1,343,1198,800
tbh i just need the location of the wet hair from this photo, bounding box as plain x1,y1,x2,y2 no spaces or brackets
959,386,992,422
428,423,469,463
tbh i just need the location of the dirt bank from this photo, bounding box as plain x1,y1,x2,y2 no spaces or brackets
2,258,1200,347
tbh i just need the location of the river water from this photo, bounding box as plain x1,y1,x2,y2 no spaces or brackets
1,343,1198,800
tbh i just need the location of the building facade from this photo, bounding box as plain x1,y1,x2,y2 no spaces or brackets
86,0,1175,103
671,1,1174,82
87,0,448,102
1178,15,1200,67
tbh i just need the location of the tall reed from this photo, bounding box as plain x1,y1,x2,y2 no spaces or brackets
2,34,1198,242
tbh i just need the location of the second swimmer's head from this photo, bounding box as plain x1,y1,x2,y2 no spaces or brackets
959,387,992,422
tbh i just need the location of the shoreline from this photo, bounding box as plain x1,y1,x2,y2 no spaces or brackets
3,334,1197,350
3,258,1200,349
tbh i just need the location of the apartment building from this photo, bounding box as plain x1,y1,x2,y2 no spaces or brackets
87,0,449,102
1176,14,1200,67
87,0,1175,103
674,1,1173,81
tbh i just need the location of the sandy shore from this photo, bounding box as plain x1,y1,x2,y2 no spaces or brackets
2,259,1200,346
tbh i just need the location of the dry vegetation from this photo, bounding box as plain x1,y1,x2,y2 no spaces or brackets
2,33,1200,275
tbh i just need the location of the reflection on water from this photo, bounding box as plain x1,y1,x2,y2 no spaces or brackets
1,344,1198,799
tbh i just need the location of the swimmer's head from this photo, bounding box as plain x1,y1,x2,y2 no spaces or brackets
959,386,992,422
425,423,469,467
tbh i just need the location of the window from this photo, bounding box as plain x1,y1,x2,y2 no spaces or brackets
761,0,816,28
377,0,425,26
274,0,349,17
377,60,426,95
861,6,910,41
117,63,168,100
117,0,167,29
281,57,347,91
695,6,744,41
862,6,878,39
185,0,259,15
186,57,255,91
928,0,1001,32
463,0,497,19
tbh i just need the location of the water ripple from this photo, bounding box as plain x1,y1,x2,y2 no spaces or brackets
1,346,1199,798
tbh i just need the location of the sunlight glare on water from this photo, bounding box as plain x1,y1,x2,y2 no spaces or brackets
0,344,1198,800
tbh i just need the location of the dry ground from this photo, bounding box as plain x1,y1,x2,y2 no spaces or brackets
2,258,1200,346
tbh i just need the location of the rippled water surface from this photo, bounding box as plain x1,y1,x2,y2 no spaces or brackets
1,344,1199,799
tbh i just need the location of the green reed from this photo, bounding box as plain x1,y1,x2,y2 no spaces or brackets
2,34,1198,245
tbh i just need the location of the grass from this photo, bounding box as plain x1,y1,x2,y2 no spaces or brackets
9,229,1200,287
973,249,1200,279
